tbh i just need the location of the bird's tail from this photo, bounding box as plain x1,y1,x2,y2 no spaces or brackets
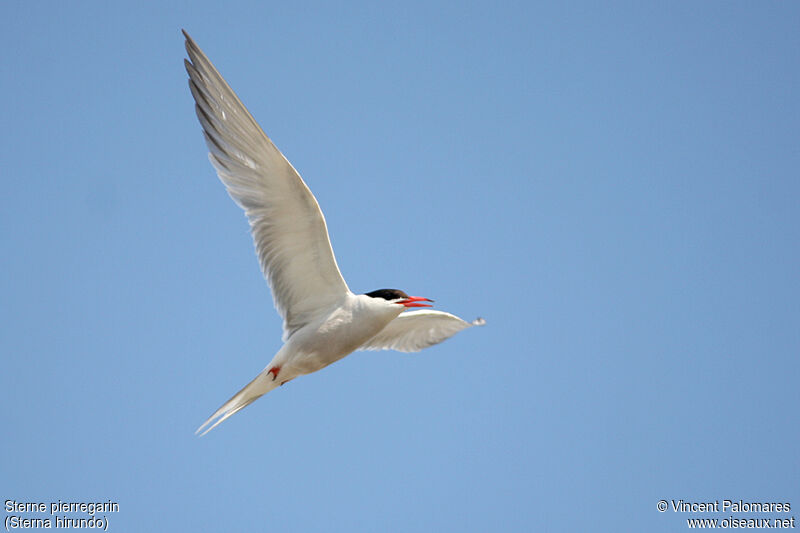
196,369,280,436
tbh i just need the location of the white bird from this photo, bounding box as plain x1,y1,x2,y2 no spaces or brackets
183,30,485,435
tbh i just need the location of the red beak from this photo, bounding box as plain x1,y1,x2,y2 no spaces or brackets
397,296,434,308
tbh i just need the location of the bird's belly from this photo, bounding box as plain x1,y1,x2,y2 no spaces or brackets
284,309,396,375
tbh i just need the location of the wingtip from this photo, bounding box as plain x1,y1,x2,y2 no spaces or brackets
182,29,201,57
472,317,486,326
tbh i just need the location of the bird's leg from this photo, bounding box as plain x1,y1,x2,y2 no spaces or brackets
269,365,294,385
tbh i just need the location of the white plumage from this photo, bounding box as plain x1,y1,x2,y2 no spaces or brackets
360,311,487,353
184,30,484,435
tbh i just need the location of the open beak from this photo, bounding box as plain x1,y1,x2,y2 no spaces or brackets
397,296,434,308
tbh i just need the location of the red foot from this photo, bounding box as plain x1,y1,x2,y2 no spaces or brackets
268,366,281,381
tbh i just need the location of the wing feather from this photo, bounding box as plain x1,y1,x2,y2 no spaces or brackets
359,310,485,353
183,31,350,339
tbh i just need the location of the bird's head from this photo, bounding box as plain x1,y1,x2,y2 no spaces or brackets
364,289,433,308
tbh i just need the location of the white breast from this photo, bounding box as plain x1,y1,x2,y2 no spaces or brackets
279,294,402,375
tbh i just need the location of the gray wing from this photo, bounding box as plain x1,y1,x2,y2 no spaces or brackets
359,310,485,353
184,31,350,340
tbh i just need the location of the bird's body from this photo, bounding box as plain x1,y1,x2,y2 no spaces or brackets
183,30,484,435
272,293,404,379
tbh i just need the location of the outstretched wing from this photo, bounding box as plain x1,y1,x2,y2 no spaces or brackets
359,310,485,353
184,31,350,340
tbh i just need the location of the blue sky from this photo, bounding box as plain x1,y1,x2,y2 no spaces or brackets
2,1,798,531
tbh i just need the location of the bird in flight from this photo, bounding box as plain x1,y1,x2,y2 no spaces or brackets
183,30,485,435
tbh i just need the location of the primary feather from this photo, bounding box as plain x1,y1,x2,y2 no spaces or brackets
359,310,485,352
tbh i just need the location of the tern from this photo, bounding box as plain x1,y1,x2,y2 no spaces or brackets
183,31,485,435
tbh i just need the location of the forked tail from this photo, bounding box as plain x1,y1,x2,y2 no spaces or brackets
196,370,280,436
